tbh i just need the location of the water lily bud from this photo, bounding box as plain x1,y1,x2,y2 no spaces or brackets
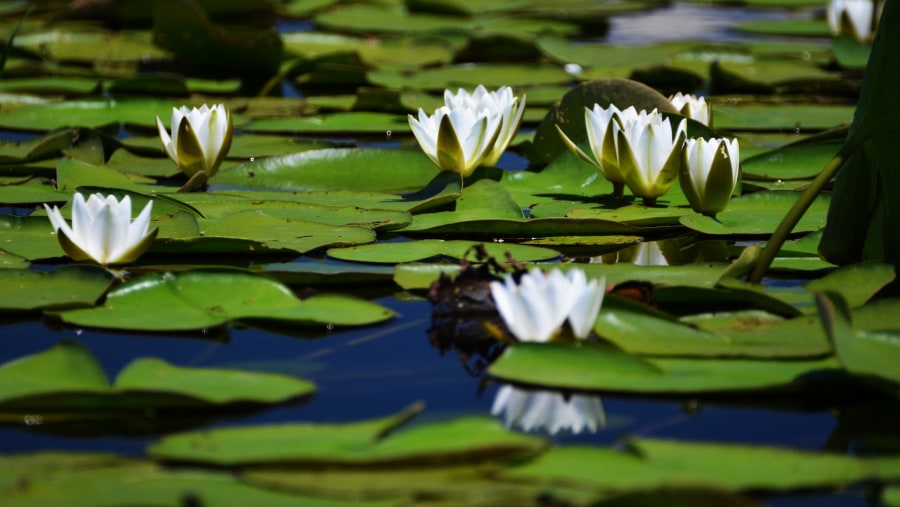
827,0,879,42
614,111,688,205
157,104,233,178
489,268,605,342
45,192,157,266
680,137,741,217
669,92,711,126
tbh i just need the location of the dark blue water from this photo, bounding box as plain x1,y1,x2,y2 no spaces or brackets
0,296,863,506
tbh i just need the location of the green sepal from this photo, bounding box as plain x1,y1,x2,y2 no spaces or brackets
436,113,466,176
112,227,159,265
556,124,599,170
175,116,207,177
601,116,624,183
615,128,646,196
56,231,94,263
701,140,739,215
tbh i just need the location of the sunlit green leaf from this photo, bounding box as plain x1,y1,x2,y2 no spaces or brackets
149,406,544,466
0,265,113,311
53,270,394,331
489,342,840,393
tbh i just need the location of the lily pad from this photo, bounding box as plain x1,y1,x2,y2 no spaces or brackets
215,148,440,193
327,240,560,264
0,454,373,507
0,98,183,131
368,64,571,91
742,129,845,181
596,296,829,358
503,438,875,493
489,342,840,393
148,406,545,466
712,104,855,132
53,270,394,332
817,292,900,386
248,112,408,135
804,262,896,309
0,265,113,311
680,191,830,235
399,179,649,236
0,340,315,411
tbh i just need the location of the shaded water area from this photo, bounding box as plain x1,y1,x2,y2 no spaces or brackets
0,0,896,506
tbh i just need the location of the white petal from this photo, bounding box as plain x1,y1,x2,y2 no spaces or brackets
70,192,95,249
567,272,606,339
490,275,537,341
156,115,178,162
103,195,133,263
44,203,75,242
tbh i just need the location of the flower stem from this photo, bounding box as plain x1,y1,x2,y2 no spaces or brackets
747,143,851,284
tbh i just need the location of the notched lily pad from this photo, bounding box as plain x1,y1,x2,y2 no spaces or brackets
0,340,315,412
52,270,394,332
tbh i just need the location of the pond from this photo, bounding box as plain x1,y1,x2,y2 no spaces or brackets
0,0,898,506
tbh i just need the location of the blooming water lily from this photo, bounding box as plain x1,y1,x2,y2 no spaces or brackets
827,0,881,42
409,85,524,177
442,85,526,167
157,104,233,189
614,111,688,205
45,192,157,266
489,268,605,342
556,104,647,196
680,137,741,217
492,385,605,435
669,92,711,126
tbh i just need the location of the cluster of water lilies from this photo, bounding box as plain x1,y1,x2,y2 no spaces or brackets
828,0,882,42
409,85,739,217
45,104,233,266
558,93,740,216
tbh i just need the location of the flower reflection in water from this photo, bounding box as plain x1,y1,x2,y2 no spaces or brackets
492,384,605,435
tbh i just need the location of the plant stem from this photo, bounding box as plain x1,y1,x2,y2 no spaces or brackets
748,145,850,284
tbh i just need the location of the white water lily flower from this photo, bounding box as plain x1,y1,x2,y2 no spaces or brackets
565,268,606,339
669,92,710,126
614,111,688,204
489,268,606,342
45,192,157,265
157,104,233,178
492,385,605,435
680,137,741,217
557,105,649,196
442,85,526,167
827,0,880,42
408,104,502,177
